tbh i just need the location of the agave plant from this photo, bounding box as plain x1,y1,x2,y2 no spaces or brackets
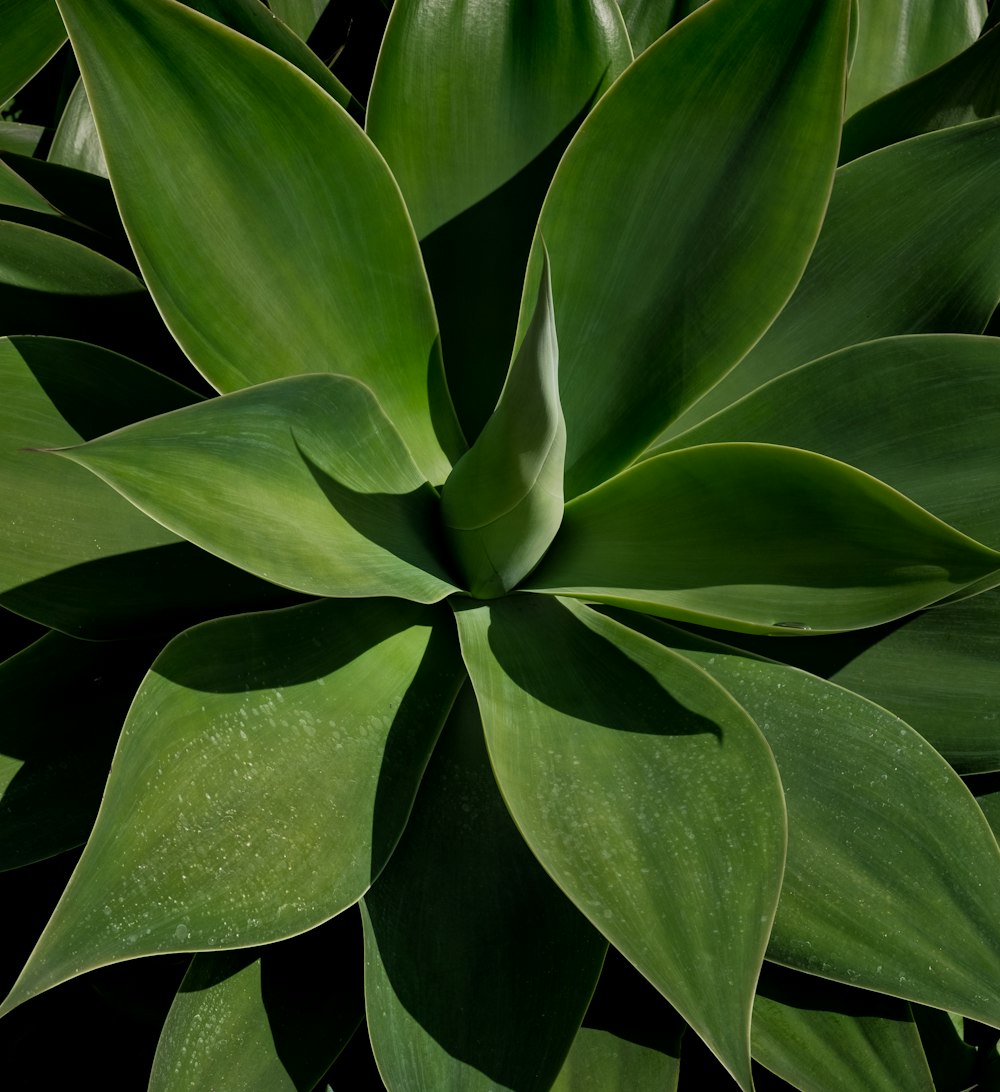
3,0,1000,1088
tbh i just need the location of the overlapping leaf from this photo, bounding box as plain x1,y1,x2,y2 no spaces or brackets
0,597,462,1011
551,1027,679,1091
0,0,67,107
456,595,786,1090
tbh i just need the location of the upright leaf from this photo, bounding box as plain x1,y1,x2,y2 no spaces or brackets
58,0,460,481
47,79,107,177
0,597,463,1011
551,1028,680,1091
440,257,565,598
367,0,630,438
524,0,849,497
0,0,67,107
364,686,605,1092
526,443,1000,634
456,596,786,1091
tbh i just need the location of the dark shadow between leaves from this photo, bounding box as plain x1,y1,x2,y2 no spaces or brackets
475,595,721,739
756,961,912,1021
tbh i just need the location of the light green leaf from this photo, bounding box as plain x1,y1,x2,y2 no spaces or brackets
662,120,1000,437
367,0,629,439
58,0,459,482
0,631,163,868
149,919,363,1092
840,22,1000,163
48,78,107,177
551,1027,679,1092
364,685,605,1092
0,597,463,1012
648,630,1000,1028
0,336,287,638
751,965,934,1092
0,0,67,107
267,0,326,40
526,443,1000,635
525,0,849,497
0,160,58,215
456,595,786,1091
650,336,1000,548
56,374,460,603
846,0,984,116
441,256,565,598
0,122,45,156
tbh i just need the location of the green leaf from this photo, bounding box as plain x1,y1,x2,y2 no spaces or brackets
456,595,786,1091
0,631,164,868
650,335,1000,548
56,374,460,602
367,0,629,440
751,965,934,1092
0,336,287,638
0,597,463,1012
47,78,107,177
648,630,1000,1027
0,218,139,296
911,1006,978,1092
526,443,1000,635
846,0,984,116
0,161,58,215
0,121,45,157
267,0,327,40
440,256,565,598
662,120,1000,437
0,0,67,107
551,1027,680,1092
58,0,459,482
840,22,1000,163
363,685,605,1092
149,918,363,1092
525,0,849,498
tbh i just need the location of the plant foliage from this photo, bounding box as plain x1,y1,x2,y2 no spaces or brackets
2,0,1000,1088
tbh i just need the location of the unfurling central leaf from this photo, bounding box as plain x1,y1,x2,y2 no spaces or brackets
440,254,565,598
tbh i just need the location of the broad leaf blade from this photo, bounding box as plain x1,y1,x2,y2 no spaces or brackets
526,0,849,497
663,120,1000,436
846,0,984,116
58,0,459,481
267,0,326,40
47,78,106,177
441,257,565,597
526,443,1000,634
652,335,1000,548
149,919,363,1092
551,1028,680,1091
0,0,67,106
56,374,460,603
0,597,463,1011
0,161,57,215
363,685,605,1092
367,0,630,440
456,595,786,1091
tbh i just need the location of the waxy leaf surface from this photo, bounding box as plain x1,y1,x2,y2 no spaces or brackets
57,374,460,603
527,444,1000,634
364,685,605,1092
47,79,107,178
58,0,459,481
0,597,463,1011
456,595,786,1091
551,1027,679,1091
527,0,849,496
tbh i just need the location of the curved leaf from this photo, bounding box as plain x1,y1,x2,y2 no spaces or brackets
58,0,460,481
267,0,326,40
441,257,565,598
149,919,363,1092
367,0,630,440
0,597,463,1012
47,78,106,177
663,120,1000,436
551,1027,679,1091
56,374,460,603
527,443,1000,634
363,685,605,1092
751,965,934,1092
651,631,1000,1028
524,0,849,497
456,595,786,1091
651,335,1000,548
846,0,984,116
0,122,45,156
0,161,57,215
0,336,287,638
0,0,67,107
841,23,1000,163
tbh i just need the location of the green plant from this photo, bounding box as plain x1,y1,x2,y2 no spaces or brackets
3,0,1000,1088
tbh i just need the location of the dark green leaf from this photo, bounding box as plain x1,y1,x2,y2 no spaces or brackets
551,1027,679,1091
0,0,67,107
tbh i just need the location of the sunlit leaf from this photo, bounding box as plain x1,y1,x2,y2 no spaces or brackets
0,597,463,1011
456,595,786,1091
56,374,460,602
551,1027,679,1091
47,78,106,177
364,685,604,1091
